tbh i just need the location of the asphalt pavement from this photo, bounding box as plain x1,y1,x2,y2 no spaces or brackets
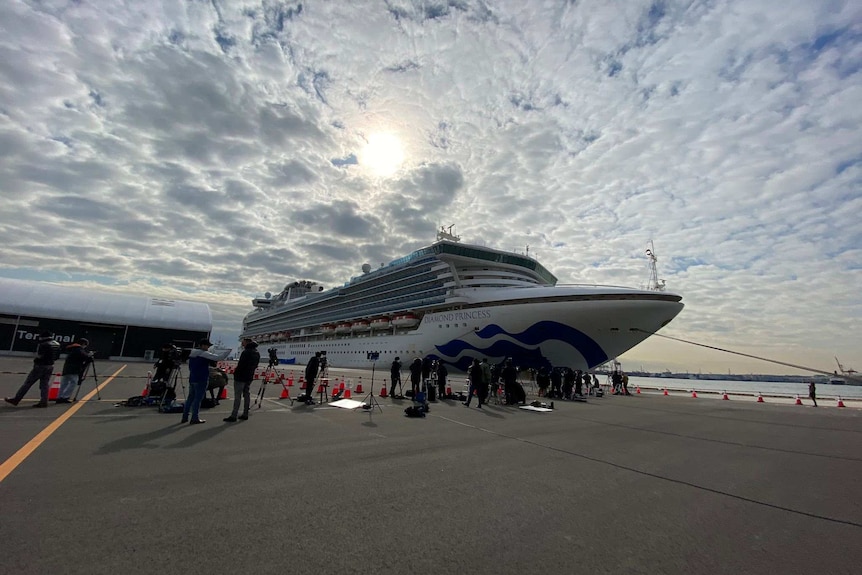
1,357,860,575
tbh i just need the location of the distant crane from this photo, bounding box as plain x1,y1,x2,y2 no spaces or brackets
645,240,666,292
835,357,857,377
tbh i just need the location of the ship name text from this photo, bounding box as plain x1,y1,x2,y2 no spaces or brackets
425,310,491,323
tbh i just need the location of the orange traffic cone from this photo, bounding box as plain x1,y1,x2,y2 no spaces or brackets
300,377,306,390
287,375,294,387
756,393,764,403
636,386,641,394
219,387,228,400
48,374,61,400
339,381,345,391
837,396,845,408
722,391,729,400
663,388,669,396
344,389,352,399
355,383,364,393
446,386,452,396
280,387,290,399
379,386,388,398
795,395,802,405
691,390,698,398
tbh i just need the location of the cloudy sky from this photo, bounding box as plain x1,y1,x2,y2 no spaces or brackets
1,0,859,375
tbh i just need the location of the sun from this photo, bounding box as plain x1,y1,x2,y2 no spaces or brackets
360,133,405,177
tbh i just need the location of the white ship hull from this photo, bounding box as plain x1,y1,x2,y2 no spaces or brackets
266,293,681,372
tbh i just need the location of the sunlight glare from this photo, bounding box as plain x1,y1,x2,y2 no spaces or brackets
360,133,404,177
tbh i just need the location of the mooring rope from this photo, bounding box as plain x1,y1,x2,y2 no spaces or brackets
633,328,862,383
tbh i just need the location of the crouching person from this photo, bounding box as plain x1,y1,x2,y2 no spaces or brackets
224,339,259,422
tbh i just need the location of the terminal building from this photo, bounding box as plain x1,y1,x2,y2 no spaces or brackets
0,278,212,360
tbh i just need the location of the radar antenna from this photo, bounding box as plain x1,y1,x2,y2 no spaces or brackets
437,225,461,242
645,240,666,291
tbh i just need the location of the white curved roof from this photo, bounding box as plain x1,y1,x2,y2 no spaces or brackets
0,278,212,331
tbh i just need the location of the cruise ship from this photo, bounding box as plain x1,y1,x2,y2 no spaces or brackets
240,228,684,371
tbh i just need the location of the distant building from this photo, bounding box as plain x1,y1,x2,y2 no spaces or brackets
0,278,212,360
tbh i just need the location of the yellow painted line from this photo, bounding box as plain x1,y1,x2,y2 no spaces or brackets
0,364,126,484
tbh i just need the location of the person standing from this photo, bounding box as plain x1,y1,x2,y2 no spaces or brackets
57,338,92,403
436,361,448,399
224,339,260,422
5,331,61,408
550,367,562,398
182,339,230,424
303,351,321,404
464,358,486,408
500,359,518,405
409,357,423,396
808,381,818,407
389,356,402,397
536,366,550,397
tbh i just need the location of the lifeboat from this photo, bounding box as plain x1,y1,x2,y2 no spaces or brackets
391,313,420,328
370,317,391,330
352,320,371,332
321,324,336,335
335,322,352,334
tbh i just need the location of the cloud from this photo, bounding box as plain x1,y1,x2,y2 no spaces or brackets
0,0,859,374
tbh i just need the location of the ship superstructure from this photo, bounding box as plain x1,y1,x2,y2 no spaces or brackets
241,228,684,371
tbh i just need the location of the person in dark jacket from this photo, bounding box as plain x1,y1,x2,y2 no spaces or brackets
536,366,550,397
500,359,518,405
389,356,402,397
422,356,433,384
436,361,448,399
57,338,92,403
550,367,562,398
303,351,321,404
224,339,260,422
463,358,486,408
5,331,61,408
409,358,423,396
182,339,230,424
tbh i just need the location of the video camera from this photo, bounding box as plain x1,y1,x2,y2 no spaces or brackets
267,347,279,367
162,344,191,364
319,350,327,369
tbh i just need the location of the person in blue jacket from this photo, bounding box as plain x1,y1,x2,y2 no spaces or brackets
182,339,230,424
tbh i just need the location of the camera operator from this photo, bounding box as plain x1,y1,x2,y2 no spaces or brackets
5,331,61,408
182,339,230,424
153,343,178,383
301,351,322,404
56,338,93,404
319,351,328,372
389,356,402,397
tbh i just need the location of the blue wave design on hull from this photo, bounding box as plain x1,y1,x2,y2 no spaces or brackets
435,321,608,371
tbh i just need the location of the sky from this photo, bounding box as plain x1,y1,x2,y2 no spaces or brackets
0,0,860,376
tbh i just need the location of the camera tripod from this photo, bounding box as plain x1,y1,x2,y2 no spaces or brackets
72,359,101,401
360,360,382,415
158,365,185,412
254,361,293,408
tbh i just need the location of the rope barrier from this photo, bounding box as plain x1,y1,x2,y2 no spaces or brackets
633,329,862,383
